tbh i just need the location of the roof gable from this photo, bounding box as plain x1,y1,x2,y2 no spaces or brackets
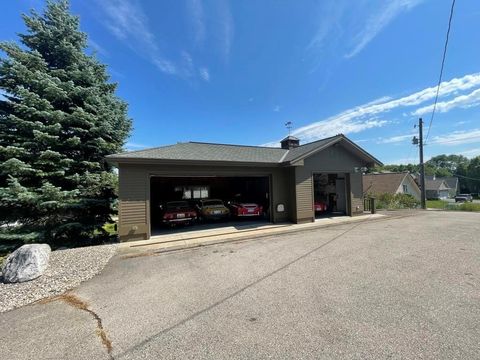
284,135,382,166
425,179,450,191
363,172,414,194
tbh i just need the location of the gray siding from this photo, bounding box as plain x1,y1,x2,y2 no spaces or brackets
117,141,373,242
117,163,292,241
349,172,364,215
118,166,149,241
295,166,314,222
294,143,369,221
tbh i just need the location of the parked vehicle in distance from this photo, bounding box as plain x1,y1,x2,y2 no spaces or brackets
314,200,328,212
159,201,197,226
455,194,473,202
195,199,230,220
228,201,263,217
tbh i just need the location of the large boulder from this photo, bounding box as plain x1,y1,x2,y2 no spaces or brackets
2,244,51,283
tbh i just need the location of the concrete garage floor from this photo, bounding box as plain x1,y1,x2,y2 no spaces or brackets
1,211,480,359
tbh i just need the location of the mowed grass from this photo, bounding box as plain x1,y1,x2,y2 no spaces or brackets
456,202,480,212
426,200,449,209
427,200,480,212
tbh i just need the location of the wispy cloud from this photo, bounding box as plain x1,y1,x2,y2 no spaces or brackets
97,0,177,75
262,73,480,146
458,147,480,158
430,129,480,146
181,51,195,77
345,0,424,58
413,88,480,116
125,142,149,150
308,0,424,62
199,67,210,81
384,157,418,165
97,0,213,81
217,0,234,62
273,105,281,112
186,0,234,64
88,39,109,57
187,0,206,46
379,133,416,144
307,1,346,51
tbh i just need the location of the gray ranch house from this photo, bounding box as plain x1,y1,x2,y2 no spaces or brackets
425,178,450,200
425,175,458,198
107,134,382,242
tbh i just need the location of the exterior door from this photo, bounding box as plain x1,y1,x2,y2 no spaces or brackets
335,178,346,214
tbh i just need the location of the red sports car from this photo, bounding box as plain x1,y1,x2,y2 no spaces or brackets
159,201,197,226
229,202,263,217
314,201,327,212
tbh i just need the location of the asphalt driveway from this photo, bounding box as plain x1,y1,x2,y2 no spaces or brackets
1,211,479,359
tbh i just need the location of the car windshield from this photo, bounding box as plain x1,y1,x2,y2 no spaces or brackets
203,200,223,206
166,201,190,210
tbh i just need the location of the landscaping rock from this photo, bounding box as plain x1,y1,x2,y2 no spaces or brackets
2,244,51,283
0,244,117,312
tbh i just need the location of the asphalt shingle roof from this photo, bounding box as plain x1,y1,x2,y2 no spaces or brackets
281,137,339,163
107,134,381,166
425,179,450,191
363,172,412,194
425,176,458,190
109,142,288,163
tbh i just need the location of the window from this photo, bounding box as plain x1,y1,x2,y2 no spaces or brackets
403,184,408,193
182,186,209,199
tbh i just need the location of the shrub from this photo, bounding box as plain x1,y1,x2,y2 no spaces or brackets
370,193,420,210
448,202,480,212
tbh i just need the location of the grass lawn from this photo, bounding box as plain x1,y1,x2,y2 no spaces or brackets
456,202,480,212
427,200,480,212
426,200,448,209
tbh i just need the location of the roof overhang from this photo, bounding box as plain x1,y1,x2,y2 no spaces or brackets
106,156,282,168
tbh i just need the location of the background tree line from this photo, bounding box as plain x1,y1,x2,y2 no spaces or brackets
369,154,480,194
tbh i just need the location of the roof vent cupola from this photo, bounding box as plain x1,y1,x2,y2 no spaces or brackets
280,136,300,150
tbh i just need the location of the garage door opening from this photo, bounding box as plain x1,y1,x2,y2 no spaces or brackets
150,176,271,236
313,173,347,218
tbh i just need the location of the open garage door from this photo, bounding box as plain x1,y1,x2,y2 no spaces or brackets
313,173,347,218
150,176,271,236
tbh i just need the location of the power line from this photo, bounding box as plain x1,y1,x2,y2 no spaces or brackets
424,0,456,144
454,173,480,182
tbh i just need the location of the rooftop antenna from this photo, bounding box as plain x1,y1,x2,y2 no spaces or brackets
285,121,293,136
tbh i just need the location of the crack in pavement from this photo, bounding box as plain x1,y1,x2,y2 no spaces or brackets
116,217,371,358
39,293,113,360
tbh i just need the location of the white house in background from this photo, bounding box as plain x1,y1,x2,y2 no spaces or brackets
363,172,421,200
425,178,450,200
425,175,458,198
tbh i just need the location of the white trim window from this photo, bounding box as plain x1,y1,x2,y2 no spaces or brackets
182,186,209,199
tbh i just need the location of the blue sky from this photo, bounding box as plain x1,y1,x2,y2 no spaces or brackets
1,0,480,164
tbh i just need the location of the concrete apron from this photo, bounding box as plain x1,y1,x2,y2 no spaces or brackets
119,214,385,256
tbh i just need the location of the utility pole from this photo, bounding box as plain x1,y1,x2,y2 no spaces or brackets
413,118,426,209
418,118,426,209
